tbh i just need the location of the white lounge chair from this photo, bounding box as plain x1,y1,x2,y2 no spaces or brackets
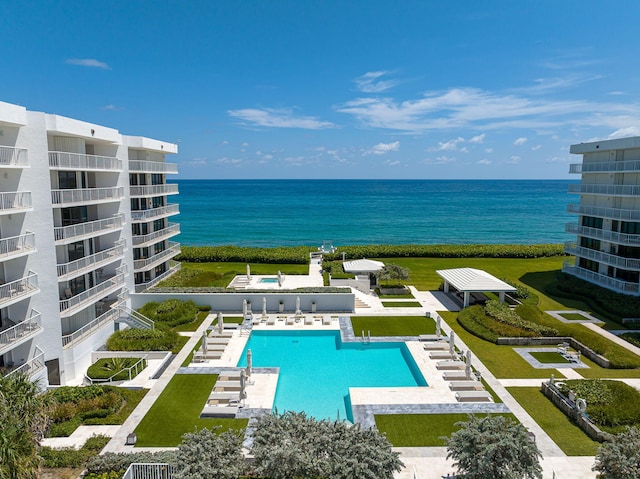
218,370,243,381
419,334,441,341
305,316,313,325
201,405,238,417
429,351,456,360
436,360,465,370
322,316,332,325
204,351,223,360
208,391,241,402
204,343,227,351
213,380,242,391
206,337,230,345
286,316,295,325
443,371,472,381
423,342,449,350
267,316,276,326
449,381,484,391
455,390,492,402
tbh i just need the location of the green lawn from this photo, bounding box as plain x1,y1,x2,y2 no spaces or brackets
134,374,248,446
375,413,517,447
507,387,599,456
381,301,422,308
559,313,590,321
530,351,570,363
172,310,210,332
351,315,435,336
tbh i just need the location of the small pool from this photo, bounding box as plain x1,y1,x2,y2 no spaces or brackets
237,330,426,421
258,277,279,283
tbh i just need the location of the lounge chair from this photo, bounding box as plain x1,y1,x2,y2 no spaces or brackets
209,330,234,338
213,380,242,391
436,360,465,370
208,391,241,402
423,342,449,350
449,381,484,391
286,316,295,325
204,351,223,360
206,337,230,345
429,351,456,360
455,390,492,402
419,334,441,341
204,343,227,351
217,370,243,381
305,316,313,325
443,371,472,381
322,316,331,325
267,316,276,326
201,405,238,417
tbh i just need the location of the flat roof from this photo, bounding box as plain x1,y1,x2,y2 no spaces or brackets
570,135,640,154
343,258,385,273
436,268,516,293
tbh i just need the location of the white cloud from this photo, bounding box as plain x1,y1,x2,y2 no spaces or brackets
469,134,485,144
507,156,521,164
545,156,572,163
531,144,542,151
354,71,398,93
514,137,527,146
477,159,492,165
65,58,110,69
484,148,493,153
423,155,456,165
385,160,401,166
459,147,469,153
228,108,335,129
214,157,243,166
432,137,465,151
186,157,208,167
241,142,249,147
221,140,229,146
608,126,640,139
366,141,400,155
101,104,122,111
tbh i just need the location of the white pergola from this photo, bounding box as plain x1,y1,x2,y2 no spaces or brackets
436,267,516,308
343,258,385,274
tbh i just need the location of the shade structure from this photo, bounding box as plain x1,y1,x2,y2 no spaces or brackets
449,331,456,355
217,312,224,334
246,349,252,378
246,264,251,280
436,316,441,339
202,331,208,355
342,258,385,274
436,267,517,308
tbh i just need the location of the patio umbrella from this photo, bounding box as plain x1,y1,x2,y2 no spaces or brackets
435,316,441,339
243,299,248,317
202,331,208,355
295,296,301,315
262,297,267,316
240,369,247,401
278,270,282,286
449,331,456,356
218,312,224,334
246,264,251,280
465,350,472,379
246,348,252,378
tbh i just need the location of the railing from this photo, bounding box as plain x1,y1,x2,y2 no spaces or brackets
123,463,174,479
0,146,28,167
567,203,640,222
57,241,125,278
117,288,130,305
0,231,36,260
87,355,148,384
570,160,640,174
131,204,179,222
135,261,181,292
117,305,155,329
51,187,124,205
0,271,38,306
134,242,180,270
564,242,640,270
566,223,640,246
563,261,640,294
0,309,42,350
0,191,32,212
48,151,122,171
568,183,640,196
129,184,179,197
6,346,45,378
59,273,125,314
129,160,178,174
132,223,180,246
54,214,125,242
61,308,119,348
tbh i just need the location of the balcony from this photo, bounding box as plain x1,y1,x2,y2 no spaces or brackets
564,242,640,270
135,261,181,292
567,204,640,222
0,146,28,168
563,261,640,295
570,159,640,174
54,214,125,244
0,191,32,214
134,242,180,271
129,160,178,174
0,310,42,355
57,241,125,280
0,272,38,308
129,184,179,197
5,346,46,381
132,223,180,247
59,272,125,316
49,151,123,171
51,187,124,206
566,223,640,247
0,232,36,262
131,204,179,222
568,183,640,196
62,308,119,349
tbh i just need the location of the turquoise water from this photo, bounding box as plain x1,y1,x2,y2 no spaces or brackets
236,330,426,421
259,278,278,283
172,179,576,247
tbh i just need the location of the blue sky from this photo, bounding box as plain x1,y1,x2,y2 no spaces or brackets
2,1,639,179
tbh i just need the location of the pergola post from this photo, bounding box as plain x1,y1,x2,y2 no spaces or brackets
443,281,450,293
499,291,505,303
463,291,470,308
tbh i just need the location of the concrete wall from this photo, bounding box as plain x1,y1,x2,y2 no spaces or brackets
496,336,610,368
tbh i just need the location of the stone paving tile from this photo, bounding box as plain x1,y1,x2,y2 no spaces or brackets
513,347,589,369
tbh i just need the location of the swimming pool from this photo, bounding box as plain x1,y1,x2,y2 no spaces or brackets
237,330,426,421
258,277,279,283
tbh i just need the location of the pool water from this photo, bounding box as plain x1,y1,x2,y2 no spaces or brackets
237,330,426,421
258,277,279,283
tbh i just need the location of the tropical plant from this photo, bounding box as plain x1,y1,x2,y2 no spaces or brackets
593,426,640,478
375,263,410,285
445,415,542,479
174,427,245,479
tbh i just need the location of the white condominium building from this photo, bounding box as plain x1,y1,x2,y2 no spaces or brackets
564,136,640,296
0,100,180,386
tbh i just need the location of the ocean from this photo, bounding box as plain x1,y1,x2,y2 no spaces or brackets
171,179,577,247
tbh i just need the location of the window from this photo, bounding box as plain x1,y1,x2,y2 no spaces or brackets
153,219,165,231
621,222,640,235
581,216,603,229
579,258,599,272
152,196,164,208
580,237,600,251
151,174,163,185
129,173,138,186
67,241,85,261
154,241,166,254
61,206,88,226
616,269,640,283
618,245,640,259
58,171,77,189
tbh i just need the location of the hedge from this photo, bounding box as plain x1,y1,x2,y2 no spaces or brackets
138,299,200,328
106,327,180,352
484,300,558,336
177,245,313,264
86,357,147,381
40,435,110,468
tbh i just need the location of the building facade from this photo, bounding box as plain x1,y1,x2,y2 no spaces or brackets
564,136,640,296
0,100,180,386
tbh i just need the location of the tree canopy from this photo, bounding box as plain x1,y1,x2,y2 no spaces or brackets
593,426,640,479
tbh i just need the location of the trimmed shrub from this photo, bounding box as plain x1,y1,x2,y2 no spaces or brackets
138,300,199,328
40,435,110,467
106,327,179,351
177,245,312,264
484,300,558,336
458,305,500,343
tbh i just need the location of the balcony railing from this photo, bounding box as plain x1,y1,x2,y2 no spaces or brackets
564,242,640,270
0,310,42,353
131,204,179,222
129,184,179,197
61,308,119,348
57,241,125,279
570,160,640,174
0,272,38,307
49,151,122,171
123,463,174,479
129,160,178,174
51,187,124,206
0,146,28,167
567,204,640,222
0,191,32,213
134,242,180,271
54,214,125,243
0,231,36,261
135,261,181,292
563,261,640,295
566,223,640,246
59,272,125,315
6,346,45,379
132,223,180,247
568,183,640,196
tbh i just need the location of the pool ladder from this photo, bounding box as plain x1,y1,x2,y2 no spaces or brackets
361,330,371,343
